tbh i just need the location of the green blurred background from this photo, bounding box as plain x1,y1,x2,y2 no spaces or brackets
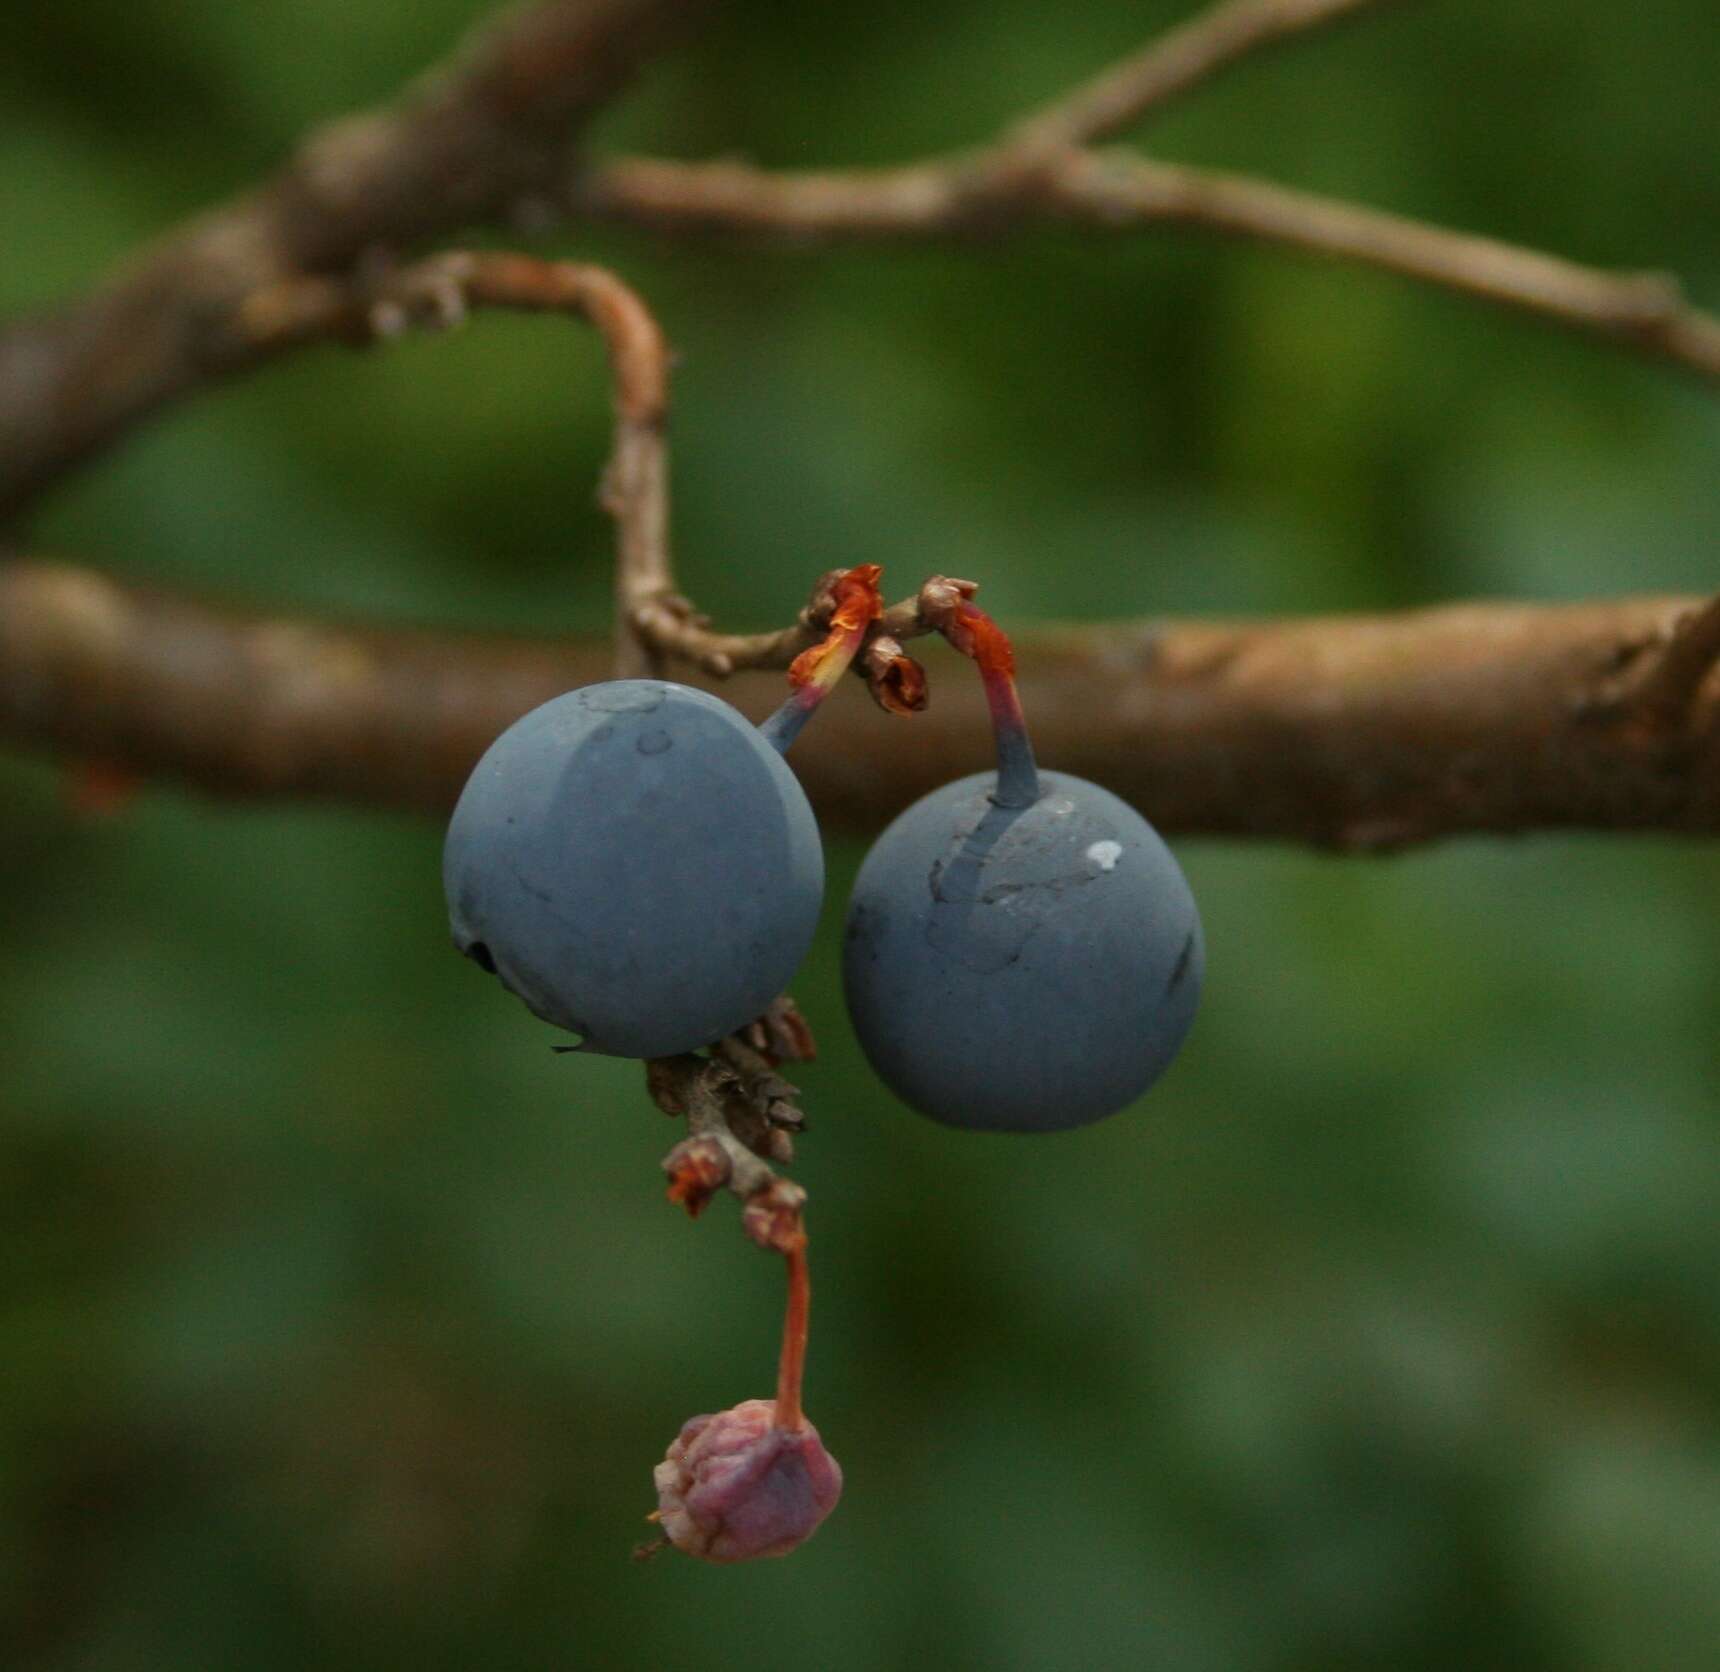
4,2,1719,1667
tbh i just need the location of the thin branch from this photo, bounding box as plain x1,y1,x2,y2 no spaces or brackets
1007,0,1404,151
8,559,1720,849
1058,155,1720,377
240,250,677,677
234,255,831,1258
51,242,905,701
236,252,881,681
575,150,1720,383
0,0,703,523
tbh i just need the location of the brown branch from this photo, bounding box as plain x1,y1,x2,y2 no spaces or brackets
240,250,677,677
0,0,702,523
8,558,1720,849
238,249,866,680
1622,595,1720,737
47,236,926,724
235,256,923,689
1007,0,1404,151
575,151,1720,383
230,254,831,1251
1057,156,1720,378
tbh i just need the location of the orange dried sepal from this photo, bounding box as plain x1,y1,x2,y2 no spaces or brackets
663,1136,730,1218
786,564,884,689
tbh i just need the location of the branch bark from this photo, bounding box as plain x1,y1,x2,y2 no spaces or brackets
6,559,1719,849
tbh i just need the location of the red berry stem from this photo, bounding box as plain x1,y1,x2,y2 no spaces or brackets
943,600,1041,808
773,1235,811,1434
759,565,884,754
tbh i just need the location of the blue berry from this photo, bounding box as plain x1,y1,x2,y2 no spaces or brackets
843,770,1202,1131
445,680,823,1058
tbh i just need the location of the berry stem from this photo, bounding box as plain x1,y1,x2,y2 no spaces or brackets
773,1236,811,1433
759,565,884,754
946,601,1041,808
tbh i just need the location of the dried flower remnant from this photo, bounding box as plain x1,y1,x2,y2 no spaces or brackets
650,1399,842,1563
646,1236,841,1562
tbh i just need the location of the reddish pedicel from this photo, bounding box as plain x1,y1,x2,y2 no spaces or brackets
650,1236,840,1561
759,565,885,753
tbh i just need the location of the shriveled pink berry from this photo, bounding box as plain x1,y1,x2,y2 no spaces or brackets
653,1399,842,1563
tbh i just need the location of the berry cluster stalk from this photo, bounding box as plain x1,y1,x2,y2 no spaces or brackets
773,1236,811,1433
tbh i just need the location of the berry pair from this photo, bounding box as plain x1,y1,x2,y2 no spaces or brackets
442,575,1203,1132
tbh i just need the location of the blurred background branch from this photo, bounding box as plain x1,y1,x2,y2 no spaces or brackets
0,0,704,520
573,152,1720,383
3,0,1715,529
1005,0,1404,148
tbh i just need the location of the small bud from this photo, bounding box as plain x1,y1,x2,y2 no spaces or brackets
862,636,928,715
798,568,850,630
662,1136,731,1217
653,1400,842,1563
